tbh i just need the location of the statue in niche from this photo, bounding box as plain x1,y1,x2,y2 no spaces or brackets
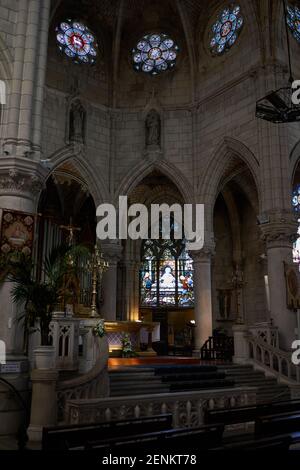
145,109,161,148
69,100,85,143
217,289,232,320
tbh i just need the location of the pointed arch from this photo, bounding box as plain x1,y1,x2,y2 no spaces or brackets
200,137,260,204
46,145,110,205
199,137,261,234
115,159,194,205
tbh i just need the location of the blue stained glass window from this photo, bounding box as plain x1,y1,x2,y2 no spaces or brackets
286,5,300,44
56,19,97,64
210,5,244,55
132,33,179,75
292,185,300,265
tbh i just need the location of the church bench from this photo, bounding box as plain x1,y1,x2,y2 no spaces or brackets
42,414,172,450
83,424,225,452
212,433,297,451
205,400,300,426
255,411,300,437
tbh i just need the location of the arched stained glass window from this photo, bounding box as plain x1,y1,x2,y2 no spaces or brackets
140,238,194,308
210,5,244,55
56,20,98,64
287,5,300,43
132,33,179,75
292,184,300,265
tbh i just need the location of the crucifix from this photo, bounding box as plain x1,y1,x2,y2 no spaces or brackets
60,217,81,246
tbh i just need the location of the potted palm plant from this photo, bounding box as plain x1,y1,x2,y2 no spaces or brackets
5,244,89,369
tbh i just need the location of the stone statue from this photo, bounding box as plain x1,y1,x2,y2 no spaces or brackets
145,109,161,147
69,100,85,143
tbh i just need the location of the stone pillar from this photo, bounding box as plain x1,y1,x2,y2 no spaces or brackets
27,368,58,442
4,0,51,158
261,216,298,350
232,324,249,364
100,242,122,321
0,159,47,354
192,248,214,352
125,259,140,322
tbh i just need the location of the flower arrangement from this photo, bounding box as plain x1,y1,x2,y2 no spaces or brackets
121,333,136,358
93,319,106,338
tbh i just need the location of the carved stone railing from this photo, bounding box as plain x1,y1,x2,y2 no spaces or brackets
248,322,279,348
49,313,80,371
247,335,300,384
57,335,109,422
65,386,257,428
233,323,300,397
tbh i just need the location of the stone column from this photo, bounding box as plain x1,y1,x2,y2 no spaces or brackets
125,259,140,322
191,248,214,352
0,159,47,354
4,0,51,158
27,368,58,442
100,242,122,321
260,215,298,350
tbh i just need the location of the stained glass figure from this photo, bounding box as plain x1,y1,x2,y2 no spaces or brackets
132,33,179,75
140,238,194,308
56,20,97,64
210,5,244,55
287,5,300,43
292,184,300,265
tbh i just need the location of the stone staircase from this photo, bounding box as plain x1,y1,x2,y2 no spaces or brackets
110,368,170,397
109,363,291,404
218,364,291,404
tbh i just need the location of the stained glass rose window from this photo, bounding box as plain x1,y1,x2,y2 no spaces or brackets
287,5,300,44
132,33,179,75
56,19,97,64
210,5,244,55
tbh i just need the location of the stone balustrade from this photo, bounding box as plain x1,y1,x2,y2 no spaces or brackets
65,386,257,428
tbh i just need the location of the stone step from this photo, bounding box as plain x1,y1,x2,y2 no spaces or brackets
110,380,165,388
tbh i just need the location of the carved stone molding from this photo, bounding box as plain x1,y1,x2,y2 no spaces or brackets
190,245,216,264
0,157,48,199
260,220,298,249
100,241,123,263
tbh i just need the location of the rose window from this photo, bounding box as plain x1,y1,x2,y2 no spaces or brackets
132,33,179,75
210,5,244,55
56,20,97,64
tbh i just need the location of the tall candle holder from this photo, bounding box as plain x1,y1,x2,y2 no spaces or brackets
86,244,109,317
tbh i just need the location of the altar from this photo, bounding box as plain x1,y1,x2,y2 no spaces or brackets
104,321,160,357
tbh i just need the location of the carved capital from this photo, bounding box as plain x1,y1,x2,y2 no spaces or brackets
100,241,123,263
0,157,48,199
190,245,215,263
260,215,297,249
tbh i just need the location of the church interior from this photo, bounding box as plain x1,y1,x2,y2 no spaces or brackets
1,0,300,454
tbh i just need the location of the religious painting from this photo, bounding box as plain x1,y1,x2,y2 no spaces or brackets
285,263,300,309
0,210,35,256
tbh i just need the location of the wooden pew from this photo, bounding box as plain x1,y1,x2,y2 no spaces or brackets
213,433,294,451
42,414,172,450
84,424,225,452
255,411,300,437
205,400,300,427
